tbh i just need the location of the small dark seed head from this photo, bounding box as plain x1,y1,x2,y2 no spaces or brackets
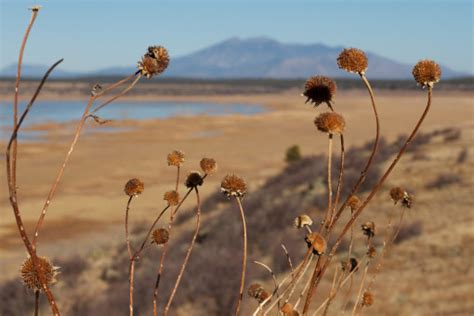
152,228,169,245
402,192,414,208
412,60,441,87
314,112,346,134
163,190,180,206
361,221,375,238
247,283,270,303
341,257,359,273
337,48,368,74
185,172,204,188
221,174,247,197
124,178,144,197
200,158,217,175
303,76,336,107
390,187,406,203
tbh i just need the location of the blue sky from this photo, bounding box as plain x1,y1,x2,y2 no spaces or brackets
1,0,472,74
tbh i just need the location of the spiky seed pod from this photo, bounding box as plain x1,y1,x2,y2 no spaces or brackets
185,171,204,188
138,56,160,79
347,195,361,211
248,283,270,303
152,228,169,245
200,158,217,175
163,190,180,206
138,46,169,78
305,232,327,255
362,291,374,307
390,187,406,203
303,76,336,107
341,257,359,273
412,60,441,87
167,150,185,167
314,112,346,134
402,192,414,208
361,221,376,238
124,178,144,197
294,214,313,229
221,174,247,197
20,256,58,291
337,48,368,74
367,245,377,258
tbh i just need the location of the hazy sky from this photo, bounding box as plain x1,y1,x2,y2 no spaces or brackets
1,0,472,73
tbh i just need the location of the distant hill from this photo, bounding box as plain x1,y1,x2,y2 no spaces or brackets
0,37,467,79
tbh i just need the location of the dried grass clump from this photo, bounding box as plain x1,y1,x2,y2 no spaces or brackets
138,46,170,79
337,48,368,74
303,76,336,107
314,112,346,134
412,59,441,87
20,257,58,291
221,174,247,197
124,178,145,197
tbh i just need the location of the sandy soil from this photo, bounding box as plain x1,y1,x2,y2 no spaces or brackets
0,88,473,286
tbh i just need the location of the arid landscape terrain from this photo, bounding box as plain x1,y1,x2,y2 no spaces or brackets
1,81,473,315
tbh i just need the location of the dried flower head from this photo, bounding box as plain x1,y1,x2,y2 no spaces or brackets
367,245,377,258
402,192,414,208
361,221,375,238
163,190,180,206
185,172,204,188
390,187,406,203
152,228,170,245
20,256,58,291
303,76,336,107
341,257,359,273
281,303,299,316
337,48,368,74
248,283,270,303
305,232,327,255
412,60,441,87
29,5,41,12
294,214,313,229
362,291,374,307
167,150,185,167
200,158,217,175
124,178,144,197
221,174,247,197
314,112,346,134
138,46,169,78
347,195,361,211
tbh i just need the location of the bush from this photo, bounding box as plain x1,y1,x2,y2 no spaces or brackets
285,145,302,163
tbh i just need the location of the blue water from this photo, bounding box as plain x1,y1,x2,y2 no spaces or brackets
0,100,265,141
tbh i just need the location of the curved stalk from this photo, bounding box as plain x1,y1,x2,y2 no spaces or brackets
234,196,248,316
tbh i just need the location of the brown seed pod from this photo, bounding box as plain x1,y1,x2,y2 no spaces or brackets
303,76,336,107
185,171,204,188
367,245,377,258
247,283,270,303
167,150,185,167
390,187,406,203
294,214,313,229
362,291,374,307
361,221,375,238
221,174,247,197
305,232,327,255
337,48,368,74
347,195,361,211
412,59,441,87
20,256,58,291
341,257,359,273
152,228,169,245
281,303,299,315
314,112,345,134
200,158,217,175
138,46,169,78
163,190,180,206
124,178,144,197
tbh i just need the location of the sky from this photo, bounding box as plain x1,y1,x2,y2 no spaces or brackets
0,0,473,74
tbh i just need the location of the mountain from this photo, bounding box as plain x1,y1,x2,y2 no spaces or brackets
0,37,467,79
0,63,77,78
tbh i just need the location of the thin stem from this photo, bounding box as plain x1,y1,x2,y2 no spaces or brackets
134,204,171,258
254,261,281,311
331,135,345,224
125,196,134,259
34,290,39,316
351,263,369,316
90,75,142,114
163,187,202,315
307,87,433,309
281,244,295,275
235,196,248,316
129,259,135,316
324,134,334,228
12,8,39,186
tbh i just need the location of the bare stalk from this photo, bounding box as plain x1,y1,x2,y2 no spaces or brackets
90,75,142,114
331,134,345,225
254,261,281,311
163,187,202,315
234,196,248,316
34,290,40,316
324,134,334,227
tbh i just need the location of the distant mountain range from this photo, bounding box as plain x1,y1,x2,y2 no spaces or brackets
0,37,467,79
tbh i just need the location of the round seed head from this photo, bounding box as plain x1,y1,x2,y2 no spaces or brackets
20,256,58,291
303,76,336,107
412,60,441,87
163,190,180,206
337,48,368,74
367,245,377,258
341,257,359,273
347,195,361,211
185,171,204,188
305,232,327,255
281,303,296,315
294,214,313,229
248,283,270,303
314,112,346,134
390,186,406,203
200,158,217,175
167,150,185,167
152,228,169,245
138,46,169,78
362,291,374,307
221,174,247,197
361,221,375,238
124,178,144,196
